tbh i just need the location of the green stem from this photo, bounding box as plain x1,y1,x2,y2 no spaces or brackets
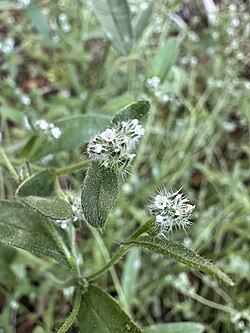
55,160,90,176
45,220,78,273
85,220,155,282
85,244,134,282
130,219,155,240
68,224,82,278
90,229,129,313
57,288,82,333
0,147,19,181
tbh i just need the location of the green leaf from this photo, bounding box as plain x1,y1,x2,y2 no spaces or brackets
125,235,233,285
112,100,150,124
143,322,205,333
133,4,153,40
81,162,118,228
0,1,19,10
78,285,142,333
147,37,179,81
25,114,110,161
0,245,16,285
0,200,70,267
121,248,141,312
16,170,56,197
25,0,50,39
90,0,133,55
18,196,72,220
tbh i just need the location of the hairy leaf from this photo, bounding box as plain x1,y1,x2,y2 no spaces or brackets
78,285,142,333
23,114,110,161
148,37,179,81
81,162,118,228
133,4,153,40
112,100,150,124
0,200,69,267
18,196,72,220
16,170,55,197
90,0,133,55
125,235,233,285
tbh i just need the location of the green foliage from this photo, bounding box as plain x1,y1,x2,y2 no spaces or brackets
121,248,141,314
23,115,110,160
81,162,119,228
0,200,70,267
126,235,233,286
16,170,56,196
18,196,72,220
78,285,142,333
111,100,150,124
147,37,179,81
90,0,133,54
0,0,249,332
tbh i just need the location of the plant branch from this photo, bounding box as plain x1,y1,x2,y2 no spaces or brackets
57,288,82,333
0,147,19,181
85,243,134,282
55,160,90,176
44,219,78,273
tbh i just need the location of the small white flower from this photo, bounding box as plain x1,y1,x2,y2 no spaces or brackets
100,128,116,142
134,124,145,136
129,153,136,160
156,215,164,223
149,189,195,234
154,195,168,209
36,119,49,130
87,118,145,173
51,127,61,139
92,143,103,153
132,119,139,125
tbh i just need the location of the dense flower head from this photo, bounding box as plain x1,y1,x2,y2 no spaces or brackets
149,188,195,233
87,118,145,172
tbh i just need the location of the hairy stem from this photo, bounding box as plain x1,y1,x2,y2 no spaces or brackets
45,219,78,273
85,243,134,282
57,288,82,333
55,160,90,176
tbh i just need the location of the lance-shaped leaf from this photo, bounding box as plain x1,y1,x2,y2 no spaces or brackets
125,235,233,285
112,100,150,124
16,170,72,220
0,200,70,267
147,37,179,81
78,285,142,333
25,0,50,39
18,196,72,220
81,162,118,228
22,114,110,161
143,322,205,333
121,248,141,313
133,4,153,40
16,169,56,197
90,0,133,55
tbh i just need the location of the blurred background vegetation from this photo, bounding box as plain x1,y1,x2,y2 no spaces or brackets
0,0,249,332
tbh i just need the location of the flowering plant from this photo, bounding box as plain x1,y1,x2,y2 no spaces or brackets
0,101,232,333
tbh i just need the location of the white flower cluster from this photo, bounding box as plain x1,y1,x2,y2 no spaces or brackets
87,119,145,172
150,189,195,233
34,119,61,139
